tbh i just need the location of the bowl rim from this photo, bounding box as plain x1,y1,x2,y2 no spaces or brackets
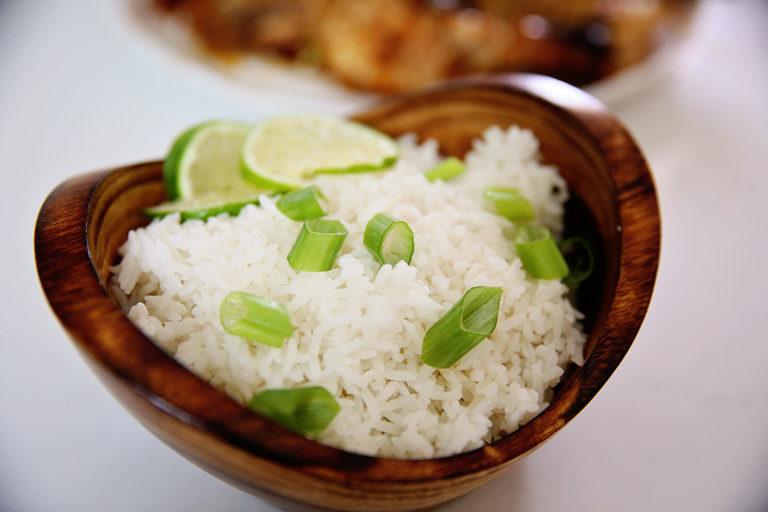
34,73,659,484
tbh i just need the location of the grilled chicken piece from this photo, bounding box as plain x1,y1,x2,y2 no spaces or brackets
156,0,329,58
316,0,517,92
152,0,695,92
314,0,620,92
474,0,602,25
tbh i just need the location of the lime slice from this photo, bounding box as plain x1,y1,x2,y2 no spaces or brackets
144,193,262,222
240,115,399,191
163,120,261,200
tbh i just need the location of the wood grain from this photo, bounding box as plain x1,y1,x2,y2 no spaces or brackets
34,74,659,511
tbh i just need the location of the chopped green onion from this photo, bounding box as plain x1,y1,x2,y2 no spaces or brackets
287,219,347,272
421,286,502,368
425,157,465,182
220,291,294,348
276,186,329,221
560,236,594,289
247,386,340,437
363,213,415,265
483,187,536,222
515,225,569,280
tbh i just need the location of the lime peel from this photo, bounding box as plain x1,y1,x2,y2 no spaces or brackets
240,116,399,191
144,194,263,222
163,120,260,200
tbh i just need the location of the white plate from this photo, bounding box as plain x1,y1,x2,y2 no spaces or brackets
120,0,699,109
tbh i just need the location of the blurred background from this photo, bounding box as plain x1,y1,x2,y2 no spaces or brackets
1,0,767,511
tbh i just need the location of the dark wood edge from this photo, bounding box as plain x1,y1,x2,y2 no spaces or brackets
34,74,659,484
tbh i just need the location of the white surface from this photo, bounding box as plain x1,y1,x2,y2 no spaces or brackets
1,1,767,511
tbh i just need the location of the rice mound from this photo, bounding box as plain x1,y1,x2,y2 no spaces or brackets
112,126,586,458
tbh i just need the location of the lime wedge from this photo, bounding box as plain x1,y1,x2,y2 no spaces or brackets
240,115,399,191
144,193,262,222
163,120,262,200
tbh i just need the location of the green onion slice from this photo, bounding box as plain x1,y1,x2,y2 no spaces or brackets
421,286,502,368
560,236,594,289
363,213,415,265
220,291,294,348
425,157,465,182
514,225,569,280
483,187,536,222
276,186,329,221
287,219,347,272
247,387,340,437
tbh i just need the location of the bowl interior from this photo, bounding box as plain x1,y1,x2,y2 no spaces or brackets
87,84,620,366
36,77,657,492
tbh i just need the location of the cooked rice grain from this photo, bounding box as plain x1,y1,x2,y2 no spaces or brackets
112,126,585,458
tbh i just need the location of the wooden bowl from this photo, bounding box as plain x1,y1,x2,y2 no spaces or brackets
35,74,659,511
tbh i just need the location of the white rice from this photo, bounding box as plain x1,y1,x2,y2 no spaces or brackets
111,126,586,459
